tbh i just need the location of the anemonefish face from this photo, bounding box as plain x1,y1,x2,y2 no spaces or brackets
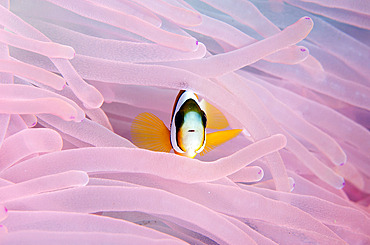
170,91,207,158
130,90,242,158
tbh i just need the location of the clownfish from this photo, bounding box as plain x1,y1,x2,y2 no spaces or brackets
131,90,242,158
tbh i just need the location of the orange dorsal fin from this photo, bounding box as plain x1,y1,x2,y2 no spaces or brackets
199,99,229,129
200,129,242,156
131,112,172,153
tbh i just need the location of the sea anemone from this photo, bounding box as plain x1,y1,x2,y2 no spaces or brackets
0,0,369,244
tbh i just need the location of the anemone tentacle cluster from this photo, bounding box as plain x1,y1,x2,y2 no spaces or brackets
0,0,369,244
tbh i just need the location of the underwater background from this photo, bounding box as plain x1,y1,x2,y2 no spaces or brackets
0,0,369,244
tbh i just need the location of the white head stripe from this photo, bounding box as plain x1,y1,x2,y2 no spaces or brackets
173,91,199,120
170,91,201,153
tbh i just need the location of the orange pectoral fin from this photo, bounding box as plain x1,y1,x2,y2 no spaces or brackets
199,99,229,129
200,129,242,156
130,112,172,153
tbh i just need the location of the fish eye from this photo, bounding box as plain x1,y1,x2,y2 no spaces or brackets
201,110,207,127
175,111,184,129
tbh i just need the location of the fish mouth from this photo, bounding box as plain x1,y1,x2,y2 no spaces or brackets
174,150,197,159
